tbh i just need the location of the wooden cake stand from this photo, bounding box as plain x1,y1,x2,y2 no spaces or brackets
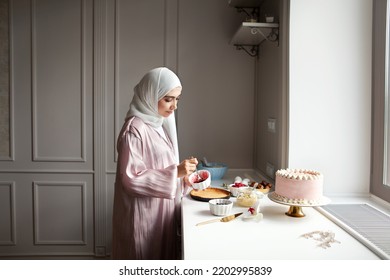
268,192,331,218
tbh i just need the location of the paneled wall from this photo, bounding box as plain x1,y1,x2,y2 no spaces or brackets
0,0,278,258
0,0,94,257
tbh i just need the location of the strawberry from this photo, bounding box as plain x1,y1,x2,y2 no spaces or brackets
233,182,246,187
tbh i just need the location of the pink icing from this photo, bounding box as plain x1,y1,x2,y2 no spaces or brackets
275,171,323,201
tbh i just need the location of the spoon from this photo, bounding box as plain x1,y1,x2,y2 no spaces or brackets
194,167,202,182
190,156,202,181
202,157,212,167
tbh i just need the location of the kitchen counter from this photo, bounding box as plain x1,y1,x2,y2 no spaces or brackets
181,170,382,260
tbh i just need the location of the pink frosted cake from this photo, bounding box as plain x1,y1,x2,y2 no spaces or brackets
274,169,324,205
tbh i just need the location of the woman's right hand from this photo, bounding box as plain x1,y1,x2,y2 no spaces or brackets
177,157,198,178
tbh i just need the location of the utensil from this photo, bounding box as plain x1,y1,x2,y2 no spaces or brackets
196,212,243,226
202,157,211,167
190,156,202,181
195,170,202,182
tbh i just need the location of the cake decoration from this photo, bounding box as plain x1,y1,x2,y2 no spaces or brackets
301,230,340,249
274,168,324,205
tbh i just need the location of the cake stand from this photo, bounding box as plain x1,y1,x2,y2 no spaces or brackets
268,192,331,218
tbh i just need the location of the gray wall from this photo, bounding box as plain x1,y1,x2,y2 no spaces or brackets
255,0,287,179
176,1,255,168
0,0,282,258
0,0,95,257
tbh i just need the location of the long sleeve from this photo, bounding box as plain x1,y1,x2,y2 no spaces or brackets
116,119,178,199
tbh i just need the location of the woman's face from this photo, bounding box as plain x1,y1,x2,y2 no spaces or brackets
158,87,182,118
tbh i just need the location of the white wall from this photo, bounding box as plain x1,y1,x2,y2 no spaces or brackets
289,0,372,195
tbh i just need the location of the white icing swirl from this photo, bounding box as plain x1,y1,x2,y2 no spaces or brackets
276,169,323,181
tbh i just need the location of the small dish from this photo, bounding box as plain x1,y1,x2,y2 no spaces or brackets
236,188,264,207
255,188,271,194
189,170,211,190
228,184,250,197
209,199,233,216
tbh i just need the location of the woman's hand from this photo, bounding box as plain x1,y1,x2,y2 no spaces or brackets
177,157,198,178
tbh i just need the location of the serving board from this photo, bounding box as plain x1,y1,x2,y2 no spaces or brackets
190,187,231,202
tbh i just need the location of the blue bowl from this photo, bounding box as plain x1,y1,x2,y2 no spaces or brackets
197,162,228,180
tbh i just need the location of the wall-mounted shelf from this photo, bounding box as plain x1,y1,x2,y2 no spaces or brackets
230,22,279,57
231,22,279,45
228,0,262,19
228,0,263,8
228,0,279,57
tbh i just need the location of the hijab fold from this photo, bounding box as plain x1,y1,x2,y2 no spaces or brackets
125,67,181,164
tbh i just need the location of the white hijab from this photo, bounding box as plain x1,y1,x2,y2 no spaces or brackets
125,67,181,164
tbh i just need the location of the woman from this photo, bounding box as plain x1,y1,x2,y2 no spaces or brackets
111,67,197,260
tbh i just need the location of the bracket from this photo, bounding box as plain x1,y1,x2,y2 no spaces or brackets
234,45,259,57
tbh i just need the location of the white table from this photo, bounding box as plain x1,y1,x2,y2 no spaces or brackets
181,170,381,260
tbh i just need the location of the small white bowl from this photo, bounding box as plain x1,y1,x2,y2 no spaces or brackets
209,199,233,216
189,170,211,190
228,184,250,197
236,189,264,207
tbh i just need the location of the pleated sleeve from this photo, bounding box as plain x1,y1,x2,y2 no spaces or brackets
116,121,178,199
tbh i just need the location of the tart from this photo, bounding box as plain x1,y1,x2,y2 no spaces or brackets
190,188,231,202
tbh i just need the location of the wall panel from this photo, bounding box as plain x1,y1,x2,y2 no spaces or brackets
0,182,16,245
0,174,94,257
0,0,13,161
32,0,86,162
33,181,86,245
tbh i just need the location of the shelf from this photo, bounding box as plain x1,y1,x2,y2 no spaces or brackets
230,22,279,46
228,0,279,57
228,0,262,8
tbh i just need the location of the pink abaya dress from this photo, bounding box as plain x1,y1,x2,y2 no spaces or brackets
111,116,185,259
